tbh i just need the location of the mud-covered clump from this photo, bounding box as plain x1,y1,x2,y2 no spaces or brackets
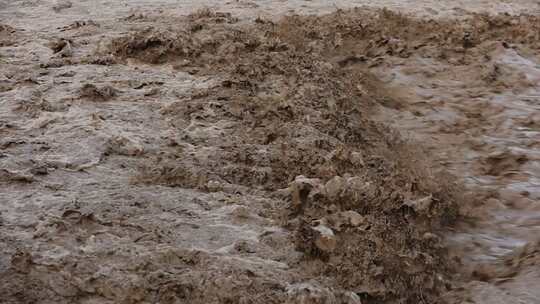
108,27,201,64
79,83,118,101
0,23,17,47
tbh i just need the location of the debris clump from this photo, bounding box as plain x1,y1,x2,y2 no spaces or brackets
0,23,17,46
79,83,118,101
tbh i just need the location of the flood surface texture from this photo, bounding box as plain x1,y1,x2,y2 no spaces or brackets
1,0,539,304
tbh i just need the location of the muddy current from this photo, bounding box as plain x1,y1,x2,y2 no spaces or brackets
1,1,539,304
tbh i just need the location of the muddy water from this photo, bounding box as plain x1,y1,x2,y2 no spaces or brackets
371,43,540,302
1,0,540,303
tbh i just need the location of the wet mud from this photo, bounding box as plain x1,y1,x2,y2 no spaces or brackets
1,1,539,304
